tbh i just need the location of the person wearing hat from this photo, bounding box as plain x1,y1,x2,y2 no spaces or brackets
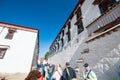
63,62,77,80
82,63,97,80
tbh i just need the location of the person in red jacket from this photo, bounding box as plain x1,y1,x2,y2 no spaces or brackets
37,75,44,80
25,67,44,80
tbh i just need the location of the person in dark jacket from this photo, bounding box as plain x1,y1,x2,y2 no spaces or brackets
63,62,76,80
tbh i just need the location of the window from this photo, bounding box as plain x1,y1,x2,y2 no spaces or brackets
79,0,85,5
76,7,82,20
57,43,59,50
0,48,7,59
68,22,71,30
58,36,60,41
75,7,82,25
93,0,117,5
54,45,56,52
0,45,9,59
62,30,64,36
5,28,16,39
52,48,54,52
61,38,64,47
77,22,84,34
66,29,71,42
97,0,117,14
68,33,71,42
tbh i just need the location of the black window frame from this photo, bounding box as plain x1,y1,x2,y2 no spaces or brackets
61,38,64,47
98,0,117,14
62,30,64,37
68,33,71,42
77,22,84,34
0,48,7,59
76,7,82,20
68,22,71,30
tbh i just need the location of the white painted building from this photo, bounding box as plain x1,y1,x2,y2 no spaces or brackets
48,0,120,80
0,22,39,73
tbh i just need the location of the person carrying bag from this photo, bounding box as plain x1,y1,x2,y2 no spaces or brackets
63,62,77,80
66,68,77,80
82,63,97,80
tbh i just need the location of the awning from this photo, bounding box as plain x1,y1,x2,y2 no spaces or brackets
0,45,10,49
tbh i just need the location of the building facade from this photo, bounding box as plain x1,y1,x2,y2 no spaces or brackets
48,0,120,80
0,22,39,73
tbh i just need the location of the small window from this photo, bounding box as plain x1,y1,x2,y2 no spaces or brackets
68,34,71,42
58,36,60,41
0,48,7,59
57,43,59,50
77,22,84,34
76,7,82,20
98,0,117,14
0,45,9,59
62,30,64,37
61,38,64,47
66,30,71,42
68,22,71,30
54,46,56,52
5,28,16,39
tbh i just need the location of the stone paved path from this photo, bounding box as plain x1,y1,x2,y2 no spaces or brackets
0,73,28,80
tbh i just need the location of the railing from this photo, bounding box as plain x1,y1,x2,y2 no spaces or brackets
86,24,120,43
87,2,120,35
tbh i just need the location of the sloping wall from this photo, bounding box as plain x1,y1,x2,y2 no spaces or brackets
70,27,120,80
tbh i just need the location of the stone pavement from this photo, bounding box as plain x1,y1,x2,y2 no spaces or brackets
0,73,28,80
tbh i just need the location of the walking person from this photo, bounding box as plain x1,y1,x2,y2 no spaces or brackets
52,65,62,80
44,64,49,80
63,62,77,80
48,64,53,80
57,64,65,80
57,64,63,77
82,63,97,80
41,64,46,78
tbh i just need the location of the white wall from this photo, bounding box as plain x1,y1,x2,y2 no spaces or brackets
48,0,102,67
71,15,77,41
0,27,38,73
81,0,101,28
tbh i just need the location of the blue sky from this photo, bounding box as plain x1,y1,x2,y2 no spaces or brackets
0,0,78,57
